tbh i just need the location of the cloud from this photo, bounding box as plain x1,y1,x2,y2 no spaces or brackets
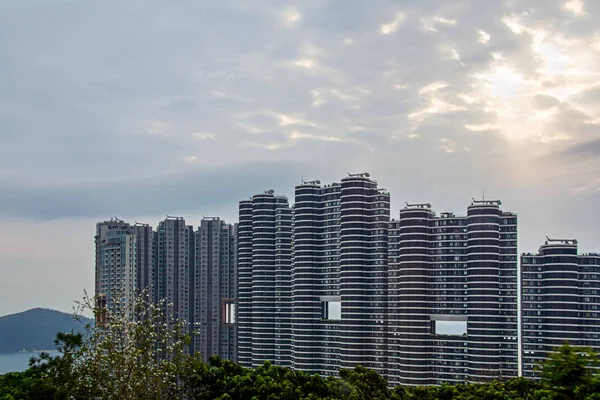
464,123,498,132
379,12,406,35
419,82,449,94
1,0,600,314
553,138,600,161
191,132,216,140
280,6,302,27
477,29,490,44
423,16,457,32
564,0,585,16
572,178,600,194
0,160,307,220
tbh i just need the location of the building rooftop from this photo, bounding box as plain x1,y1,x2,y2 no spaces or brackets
544,237,578,245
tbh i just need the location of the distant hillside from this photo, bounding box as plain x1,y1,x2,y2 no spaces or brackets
0,308,92,353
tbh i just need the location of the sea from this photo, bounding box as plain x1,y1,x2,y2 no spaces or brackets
0,352,60,374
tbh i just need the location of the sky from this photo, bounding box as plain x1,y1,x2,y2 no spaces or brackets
0,0,599,316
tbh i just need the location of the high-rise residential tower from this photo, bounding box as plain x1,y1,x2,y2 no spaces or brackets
521,239,600,378
95,215,239,361
338,173,390,376
288,173,390,376
131,222,154,300
192,217,238,361
95,219,137,314
387,200,519,386
237,190,293,368
155,216,195,325
291,179,342,375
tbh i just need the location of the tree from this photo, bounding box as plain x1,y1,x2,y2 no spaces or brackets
537,343,598,400
339,365,390,400
34,290,201,400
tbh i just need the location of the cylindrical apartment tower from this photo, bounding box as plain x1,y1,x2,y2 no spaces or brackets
388,204,434,386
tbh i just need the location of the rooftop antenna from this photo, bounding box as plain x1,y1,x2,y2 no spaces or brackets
301,171,304,184
483,189,485,201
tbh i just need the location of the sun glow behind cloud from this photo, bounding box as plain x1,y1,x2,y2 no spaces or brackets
457,10,600,144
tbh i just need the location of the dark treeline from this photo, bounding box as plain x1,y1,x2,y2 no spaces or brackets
1,340,599,400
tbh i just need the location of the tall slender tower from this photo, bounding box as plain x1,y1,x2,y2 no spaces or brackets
131,222,154,299
95,219,137,314
338,173,390,376
274,204,293,367
155,216,194,324
387,204,435,385
237,191,292,368
237,199,254,367
467,200,518,381
289,173,390,376
192,217,237,361
291,179,342,375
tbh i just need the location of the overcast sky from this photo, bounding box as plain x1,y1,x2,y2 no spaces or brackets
0,0,599,316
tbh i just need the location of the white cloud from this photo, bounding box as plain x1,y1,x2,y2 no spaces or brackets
408,98,466,121
564,0,585,16
419,82,449,94
241,141,290,151
191,132,216,140
423,16,457,32
289,130,342,142
292,58,317,69
439,137,457,153
441,47,462,63
464,123,498,132
379,12,406,35
280,6,302,27
502,14,528,35
271,112,319,128
477,29,490,44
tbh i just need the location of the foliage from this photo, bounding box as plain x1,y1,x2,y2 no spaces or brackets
339,365,389,400
1,294,599,400
537,343,599,400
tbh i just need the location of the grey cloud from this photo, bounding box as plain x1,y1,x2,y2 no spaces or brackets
554,139,600,161
569,87,600,111
1,0,600,315
531,95,560,109
0,160,306,219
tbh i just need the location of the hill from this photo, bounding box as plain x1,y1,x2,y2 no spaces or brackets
0,308,92,353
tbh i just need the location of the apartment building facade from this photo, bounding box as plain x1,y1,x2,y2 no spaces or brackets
193,217,238,361
387,200,519,386
237,190,292,368
95,219,137,313
95,216,238,361
521,239,600,377
155,216,195,324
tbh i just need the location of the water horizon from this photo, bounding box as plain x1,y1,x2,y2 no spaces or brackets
0,351,60,375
